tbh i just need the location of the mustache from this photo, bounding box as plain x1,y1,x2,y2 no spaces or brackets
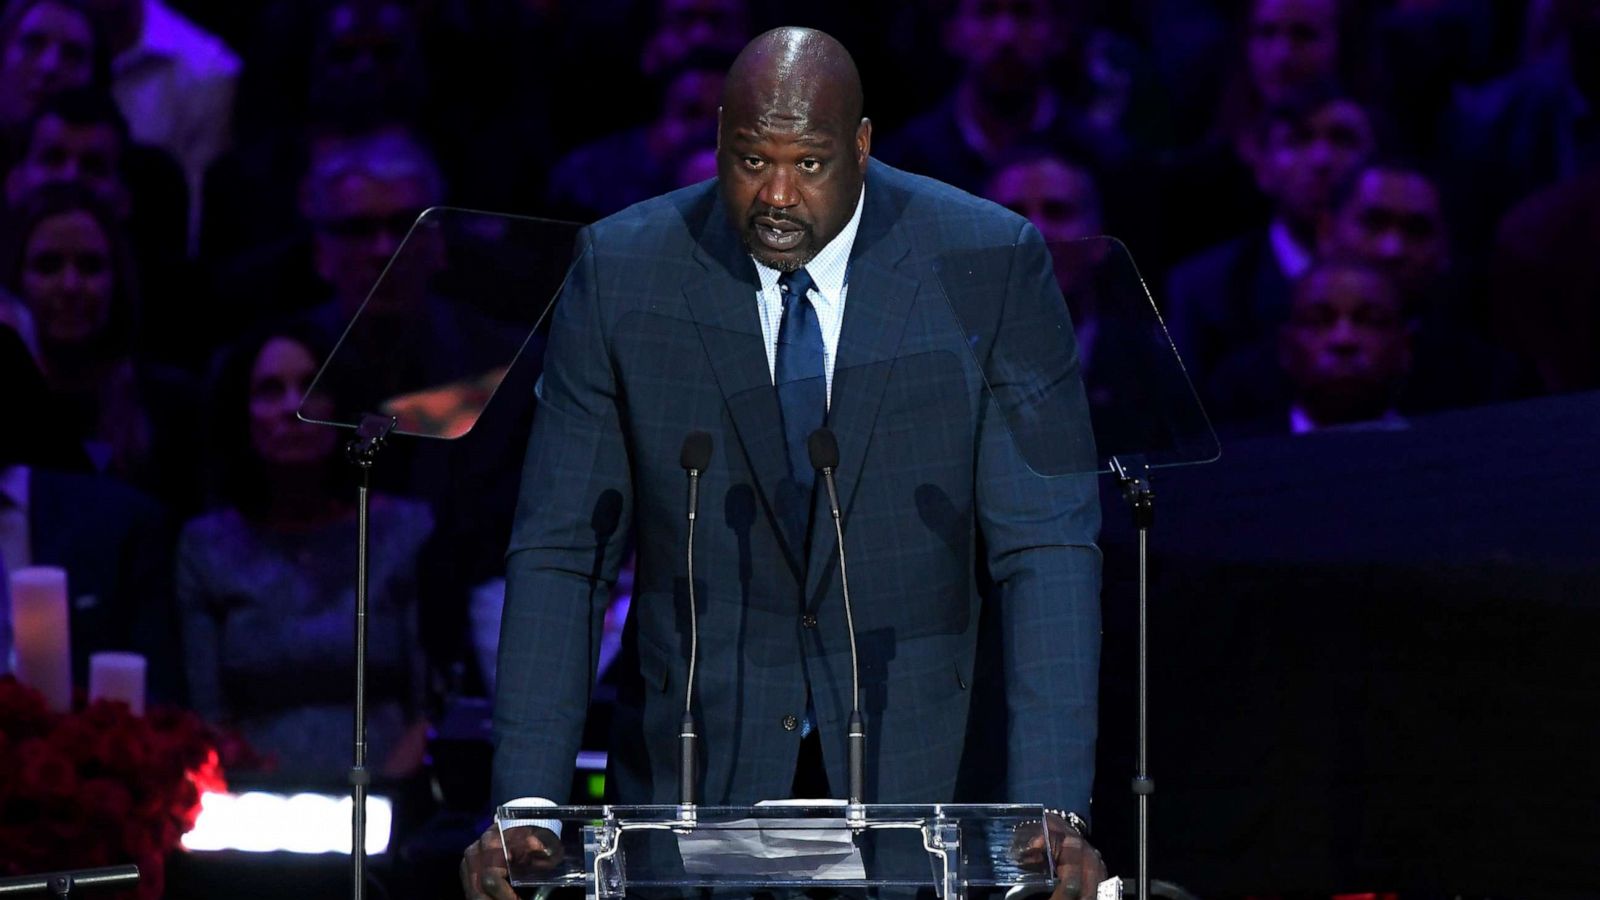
748,208,812,229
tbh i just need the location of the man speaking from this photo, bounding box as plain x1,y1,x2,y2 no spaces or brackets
463,26,1106,900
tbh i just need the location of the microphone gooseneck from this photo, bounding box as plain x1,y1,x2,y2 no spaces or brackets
679,431,713,809
807,428,865,806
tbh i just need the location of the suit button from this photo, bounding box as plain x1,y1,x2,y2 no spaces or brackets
782,714,799,731
801,614,817,628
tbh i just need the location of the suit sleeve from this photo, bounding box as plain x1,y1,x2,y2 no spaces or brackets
491,229,635,805
976,221,1103,820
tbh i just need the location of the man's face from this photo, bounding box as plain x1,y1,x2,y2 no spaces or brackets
1280,265,1409,401
20,209,114,347
652,68,724,164
323,1,411,79
945,0,1057,95
311,173,432,314
643,0,748,75
1247,0,1338,105
1323,169,1448,297
6,115,125,208
0,2,95,123
1255,99,1372,228
717,93,870,272
986,158,1101,245
657,0,746,52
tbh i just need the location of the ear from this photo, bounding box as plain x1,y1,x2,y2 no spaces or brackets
715,106,723,152
856,118,872,169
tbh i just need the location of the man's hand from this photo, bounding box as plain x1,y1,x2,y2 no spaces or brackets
459,824,563,900
1010,813,1109,900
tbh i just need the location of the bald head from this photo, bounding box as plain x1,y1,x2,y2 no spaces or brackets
717,28,870,271
723,27,863,132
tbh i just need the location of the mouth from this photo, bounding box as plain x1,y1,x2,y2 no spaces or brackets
751,215,808,252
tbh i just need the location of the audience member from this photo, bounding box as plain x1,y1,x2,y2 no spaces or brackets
639,0,748,79
545,50,727,221
0,181,200,508
176,322,433,783
0,319,182,702
302,131,441,329
1318,159,1449,304
1278,257,1411,433
985,149,1103,244
4,87,192,360
1217,0,1352,144
1319,159,1522,412
1166,86,1374,421
0,0,106,156
1490,160,1600,394
211,128,443,357
1162,0,1353,263
878,0,1126,196
84,0,238,246
1441,0,1600,256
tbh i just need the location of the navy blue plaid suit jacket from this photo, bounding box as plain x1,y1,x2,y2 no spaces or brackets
492,161,1102,817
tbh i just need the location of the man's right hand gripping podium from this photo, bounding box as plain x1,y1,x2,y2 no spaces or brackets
463,26,1107,900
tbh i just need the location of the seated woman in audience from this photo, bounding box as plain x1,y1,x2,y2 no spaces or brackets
0,182,199,506
176,322,433,784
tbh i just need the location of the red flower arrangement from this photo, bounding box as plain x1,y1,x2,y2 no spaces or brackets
0,676,239,900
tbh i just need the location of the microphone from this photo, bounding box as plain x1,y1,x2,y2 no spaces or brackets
807,428,866,809
678,431,712,813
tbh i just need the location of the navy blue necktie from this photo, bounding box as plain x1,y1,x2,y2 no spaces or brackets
774,267,825,554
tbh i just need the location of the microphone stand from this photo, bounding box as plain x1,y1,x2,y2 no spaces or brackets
677,432,712,825
345,413,397,900
1109,455,1154,900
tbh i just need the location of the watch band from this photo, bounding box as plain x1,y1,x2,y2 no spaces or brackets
1043,808,1089,838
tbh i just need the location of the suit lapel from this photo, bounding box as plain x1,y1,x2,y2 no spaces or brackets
682,207,805,578
808,174,917,600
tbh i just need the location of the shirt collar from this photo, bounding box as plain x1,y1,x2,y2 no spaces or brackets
752,184,866,305
116,0,189,67
1268,218,1314,281
0,465,29,511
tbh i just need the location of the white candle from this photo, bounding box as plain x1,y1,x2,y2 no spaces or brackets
11,566,72,712
88,651,146,716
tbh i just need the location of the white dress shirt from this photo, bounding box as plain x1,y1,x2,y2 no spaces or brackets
111,0,241,244
751,186,866,407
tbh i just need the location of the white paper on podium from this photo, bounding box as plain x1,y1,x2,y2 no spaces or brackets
675,799,867,879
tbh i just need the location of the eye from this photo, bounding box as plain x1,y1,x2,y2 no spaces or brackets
741,156,765,170
798,158,822,174
27,251,65,276
75,253,108,276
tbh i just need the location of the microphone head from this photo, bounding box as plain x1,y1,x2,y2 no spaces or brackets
680,431,713,471
807,428,840,470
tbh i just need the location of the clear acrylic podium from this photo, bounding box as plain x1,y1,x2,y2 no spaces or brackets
497,803,1065,900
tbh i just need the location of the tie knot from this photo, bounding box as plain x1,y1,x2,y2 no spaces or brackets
778,268,816,303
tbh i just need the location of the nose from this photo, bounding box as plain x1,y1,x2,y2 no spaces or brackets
993,13,1020,43
1374,229,1405,259
1323,317,1366,353
371,225,404,260
1307,138,1334,169
757,167,798,209
59,261,84,293
36,42,65,81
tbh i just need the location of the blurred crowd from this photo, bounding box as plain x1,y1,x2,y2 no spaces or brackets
1,0,1597,873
